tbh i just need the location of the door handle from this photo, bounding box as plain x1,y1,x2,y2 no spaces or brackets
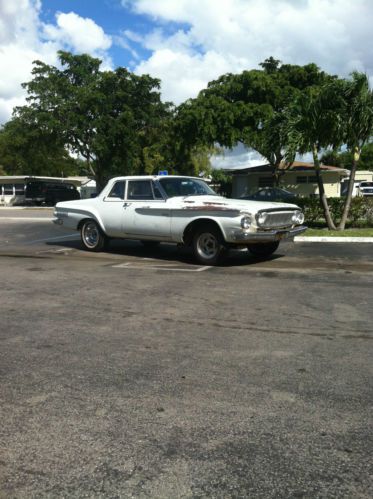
123,202,132,208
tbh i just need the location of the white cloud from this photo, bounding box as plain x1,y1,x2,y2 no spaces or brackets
126,0,373,104
0,1,112,124
135,48,247,103
211,143,267,170
43,11,112,54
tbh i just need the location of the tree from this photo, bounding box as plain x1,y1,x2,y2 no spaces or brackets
338,73,373,229
174,60,334,182
210,169,232,197
0,116,79,176
283,81,346,230
14,51,172,190
321,142,373,171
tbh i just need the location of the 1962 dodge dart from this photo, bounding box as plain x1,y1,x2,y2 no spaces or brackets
53,175,306,265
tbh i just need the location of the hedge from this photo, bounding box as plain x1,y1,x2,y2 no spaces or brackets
295,196,373,227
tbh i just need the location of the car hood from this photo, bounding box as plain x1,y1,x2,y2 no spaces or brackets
166,195,300,212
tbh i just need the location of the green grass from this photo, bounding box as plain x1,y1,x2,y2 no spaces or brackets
303,228,373,237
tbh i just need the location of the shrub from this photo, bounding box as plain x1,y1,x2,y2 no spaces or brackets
295,197,373,227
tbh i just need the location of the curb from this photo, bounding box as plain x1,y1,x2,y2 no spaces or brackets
294,236,373,243
0,206,53,210
0,217,53,221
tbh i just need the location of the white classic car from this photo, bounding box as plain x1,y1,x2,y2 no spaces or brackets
53,175,306,264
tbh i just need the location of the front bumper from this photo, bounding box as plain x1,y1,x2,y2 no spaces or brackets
230,225,307,243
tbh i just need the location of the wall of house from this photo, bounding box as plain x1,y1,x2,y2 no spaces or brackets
340,170,373,196
282,172,342,197
354,171,373,182
232,171,344,198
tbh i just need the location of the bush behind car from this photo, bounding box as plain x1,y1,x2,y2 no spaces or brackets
296,196,373,227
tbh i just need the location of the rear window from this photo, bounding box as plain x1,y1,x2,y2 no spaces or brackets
108,181,125,199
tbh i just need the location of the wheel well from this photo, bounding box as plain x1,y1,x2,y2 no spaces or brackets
183,219,223,246
77,217,105,234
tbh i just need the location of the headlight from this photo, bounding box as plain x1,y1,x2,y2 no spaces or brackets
257,212,268,226
292,211,304,225
241,215,252,229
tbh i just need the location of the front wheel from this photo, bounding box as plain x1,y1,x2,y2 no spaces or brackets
192,224,226,265
247,241,279,257
81,220,107,252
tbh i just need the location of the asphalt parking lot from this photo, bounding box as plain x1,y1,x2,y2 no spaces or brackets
1,209,372,498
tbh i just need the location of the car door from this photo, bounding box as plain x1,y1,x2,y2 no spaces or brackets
99,180,128,237
122,179,171,240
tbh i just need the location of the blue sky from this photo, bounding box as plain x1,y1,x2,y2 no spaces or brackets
39,0,192,70
1,0,373,167
40,0,154,67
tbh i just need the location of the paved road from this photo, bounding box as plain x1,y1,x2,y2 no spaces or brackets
1,210,372,498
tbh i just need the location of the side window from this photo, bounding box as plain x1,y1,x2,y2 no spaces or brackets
107,181,125,199
127,180,154,200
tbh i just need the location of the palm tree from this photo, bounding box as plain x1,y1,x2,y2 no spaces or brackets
284,82,345,230
338,73,373,230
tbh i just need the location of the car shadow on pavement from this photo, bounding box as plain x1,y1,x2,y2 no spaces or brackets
46,239,285,267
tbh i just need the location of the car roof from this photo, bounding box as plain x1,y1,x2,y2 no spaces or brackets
109,175,204,182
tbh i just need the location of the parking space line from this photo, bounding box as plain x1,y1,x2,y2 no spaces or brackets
112,262,211,272
36,247,75,254
28,233,78,244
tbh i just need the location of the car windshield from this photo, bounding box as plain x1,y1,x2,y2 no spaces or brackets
159,177,217,198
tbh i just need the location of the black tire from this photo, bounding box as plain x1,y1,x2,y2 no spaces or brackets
80,220,107,252
247,241,280,257
140,240,160,248
192,224,226,265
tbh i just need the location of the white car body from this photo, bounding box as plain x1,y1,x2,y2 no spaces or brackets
53,175,306,263
357,181,373,197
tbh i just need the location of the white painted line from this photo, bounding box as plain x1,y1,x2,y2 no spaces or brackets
54,248,74,253
295,236,373,243
36,247,74,254
0,217,52,221
28,233,78,244
113,262,211,272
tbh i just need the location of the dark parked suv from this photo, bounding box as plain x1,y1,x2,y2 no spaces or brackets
25,181,80,206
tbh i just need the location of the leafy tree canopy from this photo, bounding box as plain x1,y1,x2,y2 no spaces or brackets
174,58,335,170
13,51,173,189
321,142,373,170
0,116,79,177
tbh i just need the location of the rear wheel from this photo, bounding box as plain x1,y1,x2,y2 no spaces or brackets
192,224,226,265
81,220,107,252
247,241,279,257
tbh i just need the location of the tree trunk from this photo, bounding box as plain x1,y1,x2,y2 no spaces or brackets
313,146,336,230
338,146,360,230
273,159,281,186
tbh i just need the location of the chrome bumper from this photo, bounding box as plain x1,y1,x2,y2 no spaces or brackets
231,225,307,243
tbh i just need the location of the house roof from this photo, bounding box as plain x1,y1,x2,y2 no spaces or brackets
227,161,349,175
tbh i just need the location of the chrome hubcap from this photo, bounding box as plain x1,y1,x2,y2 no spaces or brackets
83,222,99,248
197,233,218,259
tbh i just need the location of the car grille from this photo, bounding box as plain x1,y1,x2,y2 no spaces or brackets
257,210,296,228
